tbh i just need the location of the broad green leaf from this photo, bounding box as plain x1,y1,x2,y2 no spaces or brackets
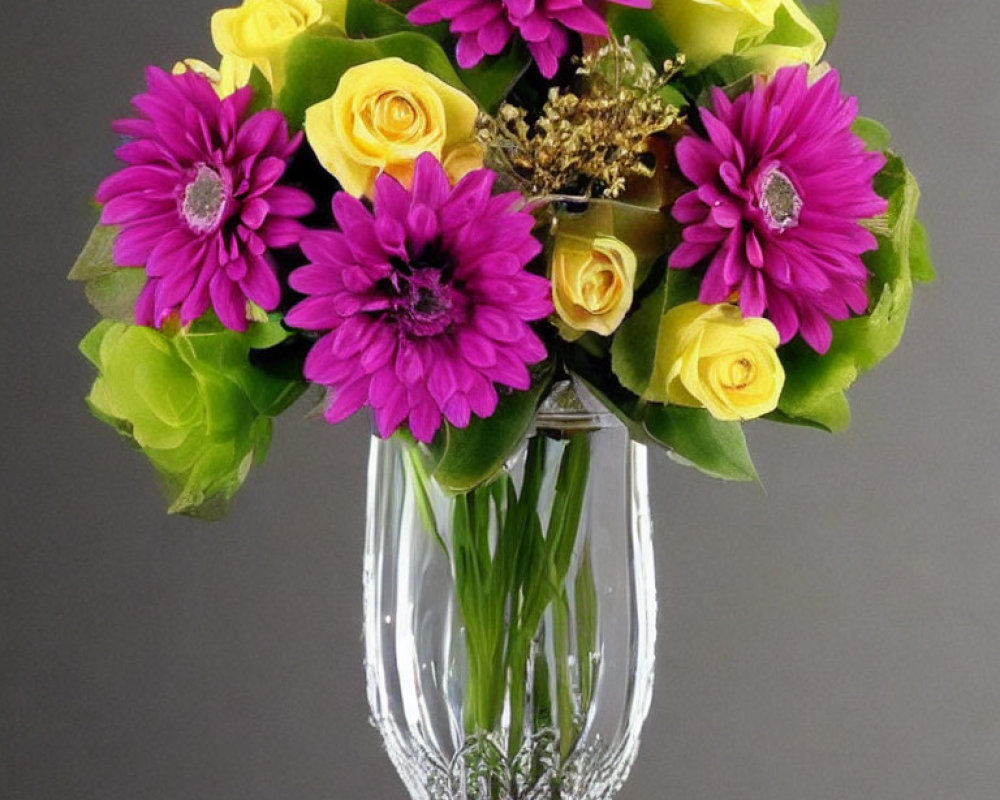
232,364,307,417
767,385,851,432
852,116,891,152
431,373,552,493
347,0,412,37
83,268,145,322
802,1,840,44
68,223,117,281
247,66,273,113
611,274,666,396
607,7,679,65
910,219,936,283
460,41,531,112
346,0,450,42
246,314,292,350
644,405,759,482
69,223,147,321
764,405,847,432
278,30,467,129
663,266,702,310
705,56,757,88
612,265,702,398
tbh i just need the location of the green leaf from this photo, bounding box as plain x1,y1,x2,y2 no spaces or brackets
460,41,531,112
69,223,148,321
768,385,850,433
246,314,292,350
68,223,117,281
346,0,411,37
705,55,757,87
430,373,552,493
910,219,936,283
802,1,840,44
83,268,146,322
278,30,468,129
663,266,701,310
644,405,759,482
607,6,678,65
346,0,445,40
611,275,665,396
232,365,306,417
247,66,273,113
852,116,891,152
611,264,703,397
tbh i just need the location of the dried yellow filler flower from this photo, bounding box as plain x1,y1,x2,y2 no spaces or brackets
478,40,685,199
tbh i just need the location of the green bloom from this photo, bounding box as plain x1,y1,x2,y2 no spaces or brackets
80,318,303,518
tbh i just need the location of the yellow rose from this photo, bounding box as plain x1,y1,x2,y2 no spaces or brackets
211,0,328,92
646,302,785,421
653,0,824,73
551,235,637,338
304,58,480,198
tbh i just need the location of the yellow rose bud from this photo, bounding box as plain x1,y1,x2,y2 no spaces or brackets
441,140,485,185
551,235,637,338
173,59,222,84
304,58,479,198
171,57,250,98
211,0,326,92
646,302,785,421
653,0,824,73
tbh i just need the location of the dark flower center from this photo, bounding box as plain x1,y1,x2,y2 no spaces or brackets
759,167,802,231
388,266,460,338
181,165,228,234
379,243,468,338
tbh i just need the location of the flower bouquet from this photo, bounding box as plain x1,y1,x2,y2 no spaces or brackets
71,0,934,797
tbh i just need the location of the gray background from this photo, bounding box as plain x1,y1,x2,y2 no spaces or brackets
2,1,998,798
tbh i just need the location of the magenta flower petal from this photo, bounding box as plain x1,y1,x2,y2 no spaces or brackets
669,66,888,354
288,153,552,442
406,0,649,78
96,67,313,330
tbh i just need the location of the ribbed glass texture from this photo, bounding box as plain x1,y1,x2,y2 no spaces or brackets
364,400,656,800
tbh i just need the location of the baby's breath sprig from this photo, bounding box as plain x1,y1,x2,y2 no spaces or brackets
478,39,685,200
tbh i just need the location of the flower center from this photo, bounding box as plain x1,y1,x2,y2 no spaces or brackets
373,92,421,140
723,357,756,391
397,268,457,337
759,167,802,231
181,165,228,234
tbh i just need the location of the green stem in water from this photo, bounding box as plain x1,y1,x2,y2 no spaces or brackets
430,428,593,778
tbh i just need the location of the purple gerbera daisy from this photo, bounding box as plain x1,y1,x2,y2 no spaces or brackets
285,153,552,443
406,0,651,79
669,65,888,354
96,67,314,331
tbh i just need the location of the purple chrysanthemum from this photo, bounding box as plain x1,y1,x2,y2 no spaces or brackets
669,65,888,354
406,0,651,79
285,153,552,442
96,67,314,331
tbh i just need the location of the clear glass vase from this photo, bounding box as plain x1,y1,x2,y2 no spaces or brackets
364,382,656,800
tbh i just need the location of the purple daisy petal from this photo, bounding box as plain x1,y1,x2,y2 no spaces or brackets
670,65,888,353
95,67,309,330
406,0,649,78
287,153,551,440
